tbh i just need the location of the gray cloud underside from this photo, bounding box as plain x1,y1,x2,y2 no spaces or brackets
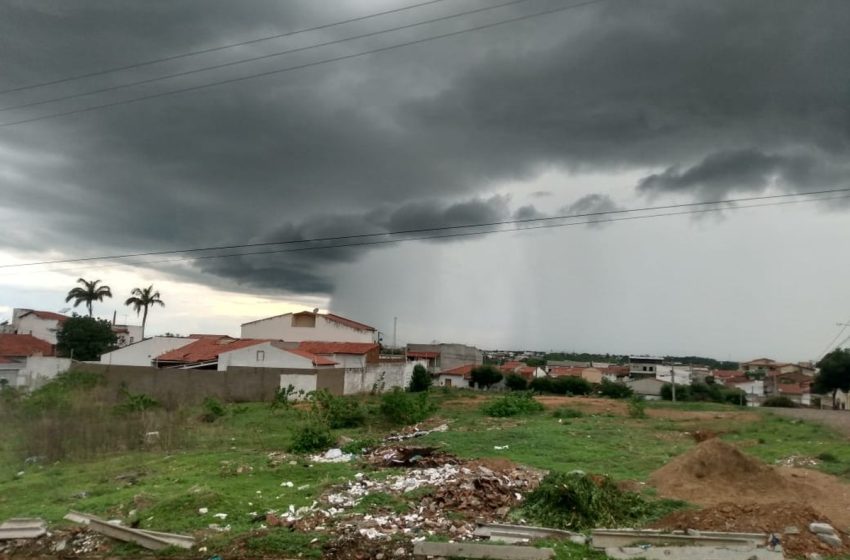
1,0,848,294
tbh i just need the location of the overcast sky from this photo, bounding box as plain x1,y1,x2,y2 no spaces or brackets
1,0,849,362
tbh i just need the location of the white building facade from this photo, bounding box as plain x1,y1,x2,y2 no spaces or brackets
100,336,197,366
241,311,377,343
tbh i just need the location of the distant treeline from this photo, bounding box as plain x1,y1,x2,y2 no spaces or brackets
517,353,740,370
664,356,739,370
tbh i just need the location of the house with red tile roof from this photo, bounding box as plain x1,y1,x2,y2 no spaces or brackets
405,343,483,372
156,336,270,369
297,341,380,369
241,310,377,344
436,363,475,388
0,333,54,359
0,333,69,390
11,308,69,344
218,341,337,371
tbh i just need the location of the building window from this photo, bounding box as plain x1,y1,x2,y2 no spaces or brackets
256,350,265,362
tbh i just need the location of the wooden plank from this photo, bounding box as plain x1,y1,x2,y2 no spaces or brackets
413,541,554,559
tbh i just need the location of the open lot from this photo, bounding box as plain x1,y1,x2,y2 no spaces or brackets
2,384,850,559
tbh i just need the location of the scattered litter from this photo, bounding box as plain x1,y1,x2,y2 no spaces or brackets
368,445,457,468
494,445,509,450
281,481,294,487
776,455,820,468
298,484,311,491
213,513,228,520
267,451,290,467
198,508,208,515
311,448,354,463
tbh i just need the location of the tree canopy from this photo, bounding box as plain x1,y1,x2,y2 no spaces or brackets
815,348,850,408
408,364,432,392
124,284,165,333
56,316,117,361
65,278,112,317
470,365,503,389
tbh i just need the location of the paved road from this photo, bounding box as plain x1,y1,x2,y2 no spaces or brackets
767,407,850,436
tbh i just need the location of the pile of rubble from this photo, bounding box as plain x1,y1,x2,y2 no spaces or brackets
366,445,458,468
0,527,109,557
289,457,543,542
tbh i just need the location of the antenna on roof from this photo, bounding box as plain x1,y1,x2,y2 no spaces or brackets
313,308,319,313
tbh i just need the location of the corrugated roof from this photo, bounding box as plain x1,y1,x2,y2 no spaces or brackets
0,333,54,358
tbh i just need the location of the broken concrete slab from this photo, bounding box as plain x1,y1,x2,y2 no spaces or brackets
808,523,835,535
605,545,784,560
592,528,767,549
413,541,554,559
64,511,194,550
0,518,47,540
816,532,842,548
474,522,581,544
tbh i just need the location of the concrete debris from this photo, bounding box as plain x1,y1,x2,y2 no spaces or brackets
267,451,291,467
64,510,194,550
591,528,767,549
384,423,449,442
198,507,208,515
474,522,580,544
807,523,834,535
775,455,819,468
311,448,354,463
412,541,554,559
0,518,47,540
605,545,784,560
494,445,510,450
368,445,457,468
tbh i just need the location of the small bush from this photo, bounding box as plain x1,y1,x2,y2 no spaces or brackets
201,397,226,422
482,392,544,417
470,365,503,389
530,376,592,396
114,390,160,414
379,388,436,425
627,395,647,419
340,437,379,455
271,384,304,409
817,452,838,463
408,364,432,393
310,390,366,428
289,421,334,453
598,379,633,399
505,374,529,391
522,471,678,530
762,396,798,408
552,407,584,419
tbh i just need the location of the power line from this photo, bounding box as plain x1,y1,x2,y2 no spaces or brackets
5,191,848,277
0,0,606,128
0,0,453,96
818,320,850,359
3,188,847,270
0,0,539,114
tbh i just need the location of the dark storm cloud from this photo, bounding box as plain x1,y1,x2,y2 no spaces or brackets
1,0,849,295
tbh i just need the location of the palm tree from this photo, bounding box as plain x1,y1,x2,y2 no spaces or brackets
124,285,165,336
65,278,113,317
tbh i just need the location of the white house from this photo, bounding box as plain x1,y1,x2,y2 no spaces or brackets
241,310,377,343
629,356,664,378
217,341,337,371
12,309,68,344
14,356,73,390
112,324,144,347
100,336,198,366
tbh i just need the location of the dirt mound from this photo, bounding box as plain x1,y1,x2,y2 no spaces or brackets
650,439,789,497
653,502,849,558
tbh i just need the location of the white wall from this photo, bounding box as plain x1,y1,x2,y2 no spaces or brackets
329,353,367,369
100,336,196,366
730,379,764,397
114,325,144,348
343,361,417,395
18,356,72,389
0,362,22,388
241,314,375,343
437,373,468,388
218,342,321,371
279,373,317,398
15,315,60,344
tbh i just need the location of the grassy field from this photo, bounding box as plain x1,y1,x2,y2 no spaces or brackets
2,383,850,558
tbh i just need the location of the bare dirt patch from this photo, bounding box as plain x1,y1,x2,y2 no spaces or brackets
653,501,849,558
650,439,850,529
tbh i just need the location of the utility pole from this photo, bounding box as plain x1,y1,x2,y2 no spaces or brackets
393,316,397,350
671,364,676,403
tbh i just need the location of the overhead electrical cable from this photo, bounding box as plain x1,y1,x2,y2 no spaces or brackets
0,0,457,95
2,191,847,278
0,0,607,128
0,0,541,114
2,188,847,270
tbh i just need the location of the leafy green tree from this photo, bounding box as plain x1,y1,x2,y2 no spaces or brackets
65,278,112,317
815,348,850,408
56,316,117,361
523,357,547,367
470,365,503,389
124,284,165,335
408,364,432,392
505,373,529,391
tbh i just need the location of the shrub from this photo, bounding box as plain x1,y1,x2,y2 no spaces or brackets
289,421,334,453
470,365,503,389
505,374,529,391
762,396,798,408
554,376,593,396
522,471,678,530
529,377,554,393
660,382,746,406
817,452,838,463
114,389,160,414
408,364,432,392
310,390,366,428
627,395,647,419
271,384,304,409
379,388,436,425
552,407,584,419
201,397,226,422
598,379,633,399
482,392,544,417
